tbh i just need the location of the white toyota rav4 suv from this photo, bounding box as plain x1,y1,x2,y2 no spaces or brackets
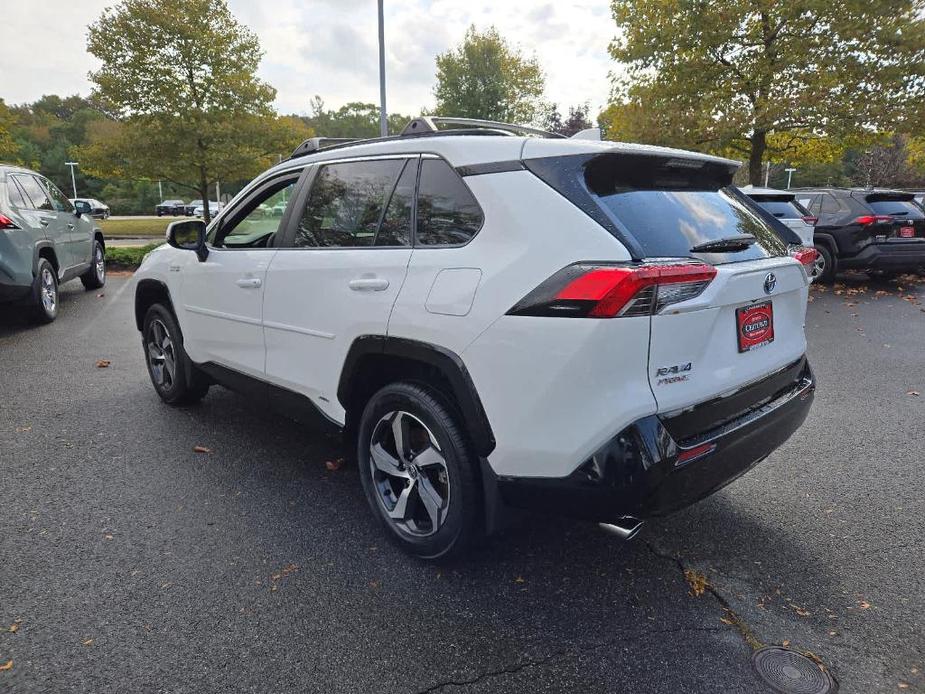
134,117,816,559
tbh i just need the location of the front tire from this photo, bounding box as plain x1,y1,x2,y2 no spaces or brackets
142,304,209,405
357,382,482,560
29,258,58,324
80,240,106,290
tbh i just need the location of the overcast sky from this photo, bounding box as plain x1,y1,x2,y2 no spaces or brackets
0,0,618,117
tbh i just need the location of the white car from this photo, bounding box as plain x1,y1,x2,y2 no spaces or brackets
741,186,816,247
133,117,816,559
193,201,222,218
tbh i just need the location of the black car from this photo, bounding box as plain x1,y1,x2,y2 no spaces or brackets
792,188,925,282
155,199,186,216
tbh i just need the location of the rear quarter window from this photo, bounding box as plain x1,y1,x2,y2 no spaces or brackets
866,199,925,219
415,159,483,246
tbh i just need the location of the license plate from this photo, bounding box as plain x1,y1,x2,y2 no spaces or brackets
736,301,774,353
899,226,915,238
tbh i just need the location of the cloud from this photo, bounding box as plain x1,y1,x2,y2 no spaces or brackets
1,0,621,120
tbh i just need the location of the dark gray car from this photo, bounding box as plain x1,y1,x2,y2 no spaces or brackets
0,164,106,323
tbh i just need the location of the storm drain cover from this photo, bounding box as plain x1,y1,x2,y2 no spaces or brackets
752,646,837,694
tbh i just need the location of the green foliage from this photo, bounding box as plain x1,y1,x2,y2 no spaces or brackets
81,0,311,222
607,0,925,183
0,99,18,162
303,97,412,138
105,243,161,269
433,26,545,124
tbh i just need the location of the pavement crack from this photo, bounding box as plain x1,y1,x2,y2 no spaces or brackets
643,540,764,650
413,625,725,693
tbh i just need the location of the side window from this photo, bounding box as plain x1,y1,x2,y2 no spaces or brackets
7,179,29,208
215,177,298,248
820,194,839,214
292,159,404,248
14,175,53,211
43,179,74,213
416,159,483,246
376,159,416,247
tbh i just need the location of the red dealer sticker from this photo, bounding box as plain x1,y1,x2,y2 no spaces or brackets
736,301,774,353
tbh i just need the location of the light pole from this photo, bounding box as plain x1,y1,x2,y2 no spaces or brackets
158,180,163,202
377,0,387,137
65,162,79,199
785,167,797,189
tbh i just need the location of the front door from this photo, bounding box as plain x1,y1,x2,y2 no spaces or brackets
263,156,417,423
178,172,303,378
42,177,91,269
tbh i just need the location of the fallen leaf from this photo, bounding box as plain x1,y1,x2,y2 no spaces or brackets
103,534,113,540
0,660,11,671
514,576,526,584
96,359,111,368
82,639,93,646
369,580,380,589
684,569,708,597
15,426,31,433
8,624,17,633
193,445,212,454
898,683,909,689
96,293,105,298
859,600,872,609
782,640,791,647
720,616,734,625
325,458,344,471
907,391,921,397
793,605,811,617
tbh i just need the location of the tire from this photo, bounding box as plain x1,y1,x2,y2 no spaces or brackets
142,304,210,405
80,240,106,290
357,382,482,560
813,243,836,283
29,258,59,324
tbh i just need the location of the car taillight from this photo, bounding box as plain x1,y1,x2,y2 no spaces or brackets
507,261,717,318
0,214,19,229
854,215,892,226
789,246,818,275
801,215,818,225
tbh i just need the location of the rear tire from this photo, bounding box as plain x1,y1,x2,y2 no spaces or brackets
357,382,482,560
813,243,836,283
29,258,58,324
80,240,106,290
142,304,209,405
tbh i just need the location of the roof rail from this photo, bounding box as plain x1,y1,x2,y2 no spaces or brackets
400,116,565,139
290,137,361,158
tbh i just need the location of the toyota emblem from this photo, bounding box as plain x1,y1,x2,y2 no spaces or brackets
763,272,777,295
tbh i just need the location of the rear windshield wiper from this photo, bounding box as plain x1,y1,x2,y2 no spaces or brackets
690,234,757,253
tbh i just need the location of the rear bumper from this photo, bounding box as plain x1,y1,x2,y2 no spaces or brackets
840,239,925,271
497,358,814,523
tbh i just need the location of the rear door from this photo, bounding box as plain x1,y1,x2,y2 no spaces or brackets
12,174,62,261
592,178,808,414
263,156,416,423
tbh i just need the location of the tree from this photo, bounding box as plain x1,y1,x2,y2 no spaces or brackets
543,103,593,137
607,1,925,184
433,26,545,124
0,100,18,162
303,97,411,138
82,0,308,222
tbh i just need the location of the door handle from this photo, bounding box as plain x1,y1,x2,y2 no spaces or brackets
235,278,262,289
349,277,390,291
67,223,75,230
39,219,49,227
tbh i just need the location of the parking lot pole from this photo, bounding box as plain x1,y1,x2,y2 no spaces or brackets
378,0,387,137
65,161,79,198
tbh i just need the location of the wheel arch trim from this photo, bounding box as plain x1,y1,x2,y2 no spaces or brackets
338,335,496,457
134,278,176,331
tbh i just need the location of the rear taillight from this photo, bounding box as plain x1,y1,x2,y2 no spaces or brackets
855,215,892,226
508,262,717,318
789,246,818,275
0,214,18,229
801,215,818,225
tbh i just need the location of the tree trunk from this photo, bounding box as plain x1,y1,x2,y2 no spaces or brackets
748,130,767,185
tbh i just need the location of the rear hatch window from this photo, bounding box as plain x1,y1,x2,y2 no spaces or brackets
752,199,807,219
865,197,925,219
584,155,787,263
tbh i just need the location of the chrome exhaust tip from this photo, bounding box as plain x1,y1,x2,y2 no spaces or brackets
599,518,644,541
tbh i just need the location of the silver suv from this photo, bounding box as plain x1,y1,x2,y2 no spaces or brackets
0,164,106,323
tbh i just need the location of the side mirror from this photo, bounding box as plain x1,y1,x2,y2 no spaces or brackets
166,219,209,262
74,200,91,217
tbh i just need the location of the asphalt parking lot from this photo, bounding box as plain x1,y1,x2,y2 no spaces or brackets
1,273,923,693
